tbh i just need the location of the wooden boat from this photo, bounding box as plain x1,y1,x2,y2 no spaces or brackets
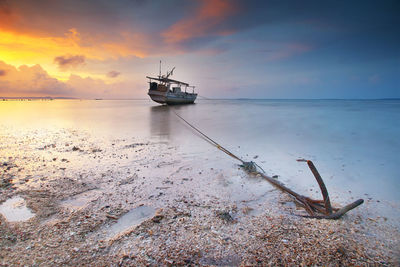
146,63,197,105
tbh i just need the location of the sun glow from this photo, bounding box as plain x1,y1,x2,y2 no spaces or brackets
0,28,130,83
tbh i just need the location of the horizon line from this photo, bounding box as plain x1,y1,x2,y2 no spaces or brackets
1,97,399,101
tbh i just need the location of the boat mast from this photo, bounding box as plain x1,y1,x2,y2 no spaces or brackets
159,60,161,79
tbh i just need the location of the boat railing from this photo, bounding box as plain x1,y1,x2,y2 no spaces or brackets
147,76,196,94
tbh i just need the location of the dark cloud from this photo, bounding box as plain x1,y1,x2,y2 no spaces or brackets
107,71,120,78
4,0,399,57
0,0,190,38
0,69,6,76
54,55,85,70
0,0,11,13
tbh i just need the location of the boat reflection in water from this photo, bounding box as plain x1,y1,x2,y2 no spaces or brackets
149,105,172,139
149,104,194,142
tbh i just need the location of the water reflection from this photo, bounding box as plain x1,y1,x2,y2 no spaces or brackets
149,105,173,139
149,104,201,142
0,196,35,222
106,206,155,238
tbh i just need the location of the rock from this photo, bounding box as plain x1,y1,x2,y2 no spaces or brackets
152,215,163,223
216,210,234,222
242,206,253,215
106,214,119,220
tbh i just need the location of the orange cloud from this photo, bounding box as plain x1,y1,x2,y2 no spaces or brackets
0,1,17,29
0,61,72,97
0,28,146,63
0,0,240,73
65,74,139,99
0,27,154,81
0,61,133,99
162,0,237,44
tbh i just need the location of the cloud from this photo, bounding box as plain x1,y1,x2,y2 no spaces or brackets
0,69,6,76
0,0,16,27
54,54,86,70
66,74,109,98
65,74,136,99
0,0,240,59
107,71,120,78
0,61,131,99
1,0,399,60
0,27,152,71
0,61,72,97
162,0,237,46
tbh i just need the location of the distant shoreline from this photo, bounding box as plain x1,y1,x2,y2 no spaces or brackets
0,97,400,101
0,96,77,100
1,97,399,101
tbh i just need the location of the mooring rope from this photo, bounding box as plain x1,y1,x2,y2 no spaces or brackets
173,111,265,173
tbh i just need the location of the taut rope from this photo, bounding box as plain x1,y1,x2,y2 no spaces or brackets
173,111,265,173
173,110,363,219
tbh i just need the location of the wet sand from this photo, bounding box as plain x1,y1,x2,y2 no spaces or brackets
1,125,399,266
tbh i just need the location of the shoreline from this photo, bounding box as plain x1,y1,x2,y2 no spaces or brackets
1,127,399,265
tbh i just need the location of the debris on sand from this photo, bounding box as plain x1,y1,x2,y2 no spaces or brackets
124,143,148,149
0,177,13,188
72,146,81,152
152,209,164,223
216,210,235,223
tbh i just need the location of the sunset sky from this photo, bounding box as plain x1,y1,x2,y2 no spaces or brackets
0,0,399,99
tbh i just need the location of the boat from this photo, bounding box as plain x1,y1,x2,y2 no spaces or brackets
146,62,197,105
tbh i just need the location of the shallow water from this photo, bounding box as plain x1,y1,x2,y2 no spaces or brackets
106,206,155,238
61,190,101,211
0,196,35,222
1,99,399,222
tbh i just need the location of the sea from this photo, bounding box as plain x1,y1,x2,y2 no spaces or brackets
1,99,399,224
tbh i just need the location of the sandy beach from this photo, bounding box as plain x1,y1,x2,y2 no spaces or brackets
1,0,399,264
1,106,399,265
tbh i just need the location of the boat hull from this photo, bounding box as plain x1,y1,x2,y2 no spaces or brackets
148,90,197,105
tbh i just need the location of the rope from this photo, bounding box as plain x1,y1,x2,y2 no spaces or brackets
198,95,211,100
173,111,265,173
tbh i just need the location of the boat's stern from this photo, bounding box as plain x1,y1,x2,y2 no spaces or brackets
148,82,168,104
148,90,167,104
